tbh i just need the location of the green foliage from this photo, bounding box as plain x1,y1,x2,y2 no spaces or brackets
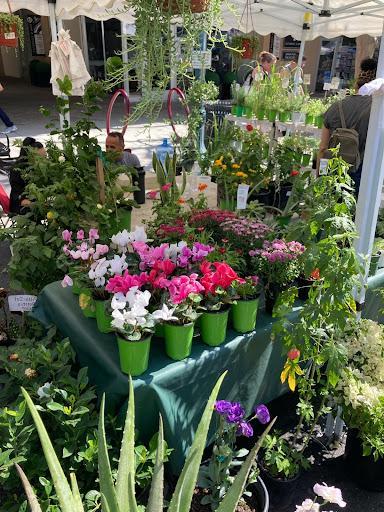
261,433,309,479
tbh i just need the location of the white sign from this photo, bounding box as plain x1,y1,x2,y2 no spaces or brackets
330,77,340,89
236,184,250,210
191,50,212,69
8,295,37,312
4,31,16,40
319,159,329,175
323,82,331,91
304,74,311,85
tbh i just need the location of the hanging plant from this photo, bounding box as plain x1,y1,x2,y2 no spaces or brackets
230,32,260,69
108,0,227,123
0,12,24,49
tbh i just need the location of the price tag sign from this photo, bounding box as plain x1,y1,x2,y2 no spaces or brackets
330,77,340,89
8,295,37,312
191,50,212,69
4,32,16,40
236,184,250,210
304,74,311,85
319,159,329,175
323,82,331,91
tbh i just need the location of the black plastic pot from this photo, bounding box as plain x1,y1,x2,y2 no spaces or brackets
133,167,146,205
297,277,314,301
248,476,270,512
249,188,273,206
260,468,300,511
264,284,284,315
344,428,384,491
271,184,292,210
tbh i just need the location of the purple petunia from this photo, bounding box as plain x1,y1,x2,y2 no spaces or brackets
237,421,254,438
215,400,233,415
255,404,270,425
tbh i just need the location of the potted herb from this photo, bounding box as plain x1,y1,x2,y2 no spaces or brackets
153,275,204,360
199,261,242,346
233,85,246,117
198,400,271,510
249,239,305,314
111,288,164,376
0,12,24,49
231,276,262,333
369,238,384,276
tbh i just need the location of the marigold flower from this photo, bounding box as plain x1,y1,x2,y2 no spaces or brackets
236,171,248,178
232,163,240,169
222,165,227,170
310,268,320,280
198,183,208,192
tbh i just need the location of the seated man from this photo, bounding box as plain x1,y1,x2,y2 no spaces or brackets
105,131,141,168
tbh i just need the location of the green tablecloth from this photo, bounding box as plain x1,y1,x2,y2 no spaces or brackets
32,271,384,472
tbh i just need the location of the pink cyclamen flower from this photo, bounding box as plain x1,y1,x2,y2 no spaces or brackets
77,229,85,240
61,275,73,288
148,190,158,200
62,230,72,242
161,183,172,192
89,228,99,243
313,483,346,507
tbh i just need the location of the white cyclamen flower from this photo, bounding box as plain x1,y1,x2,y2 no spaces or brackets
58,155,65,163
313,483,346,508
111,229,131,252
37,382,52,399
295,499,320,512
152,304,178,322
108,254,128,276
131,226,148,243
111,292,128,310
88,258,109,287
164,241,188,262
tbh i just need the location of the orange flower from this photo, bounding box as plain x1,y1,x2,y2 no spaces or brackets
232,163,240,169
177,197,186,204
222,165,227,170
310,268,320,280
236,172,248,178
198,183,208,192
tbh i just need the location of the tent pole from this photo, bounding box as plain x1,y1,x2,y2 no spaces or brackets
48,0,66,129
354,21,384,313
293,35,306,94
121,21,130,94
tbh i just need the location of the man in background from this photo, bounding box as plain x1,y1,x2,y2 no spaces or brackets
105,132,141,168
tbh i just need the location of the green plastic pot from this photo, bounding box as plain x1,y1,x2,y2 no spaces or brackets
257,108,265,120
232,298,259,333
278,111,290,122
369,253,380,276
235,105,245,117
267,109,277,122
79,290,96,318
154,322,165,338
301,153,312,166
231,104,237,115
244,106,253,119
164,322,194,360
315,114,324,129
117,335,151,376
305,114,315,126
95,299,112,333
220,198,236,211
200,309,229,346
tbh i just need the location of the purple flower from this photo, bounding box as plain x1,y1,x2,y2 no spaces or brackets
77,229,85,240
62,229,72,242
215,400,233,415
61,275,73,288
237,421,254,437
255,404,270,425
226,403,245,423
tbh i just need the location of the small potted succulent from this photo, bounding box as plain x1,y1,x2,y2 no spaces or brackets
199,261,243,346
231,276,262,333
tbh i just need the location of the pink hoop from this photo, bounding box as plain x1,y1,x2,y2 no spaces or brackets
167,87,190,140
106,88,130,136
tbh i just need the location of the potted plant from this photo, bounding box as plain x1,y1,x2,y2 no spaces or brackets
232,85,247,117
231,276,262,333
230,33,260,69
249,239,305,314
369,238,384,276
199,261,243,346
0,12,24,49
153,275,204,360
111,288,163,376
198,400,271,511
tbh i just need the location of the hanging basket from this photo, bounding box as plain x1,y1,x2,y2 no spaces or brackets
158,0,209,14
0,23,18,48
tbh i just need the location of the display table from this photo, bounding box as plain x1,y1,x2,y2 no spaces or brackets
32,273,384,472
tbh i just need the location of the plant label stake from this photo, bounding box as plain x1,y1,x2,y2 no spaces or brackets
319,158,329,176
96,157,106,204
237,184,249,210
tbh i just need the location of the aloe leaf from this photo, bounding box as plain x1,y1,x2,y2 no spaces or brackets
168,371,227,512
21,388,76,512
146,415,164,512
216,417,277,512
116,377,138,512
180,170,187,196
15,463,43,512
98,394,120,512
70,473,85,512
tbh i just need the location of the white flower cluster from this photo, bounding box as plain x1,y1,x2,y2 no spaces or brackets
88,254,128,287
295,482,346,511
111,226,147,253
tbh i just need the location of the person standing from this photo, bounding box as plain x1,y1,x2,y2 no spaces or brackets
0,82,17,134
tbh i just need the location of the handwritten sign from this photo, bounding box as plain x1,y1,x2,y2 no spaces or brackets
237,184,250,210
8,295,37,312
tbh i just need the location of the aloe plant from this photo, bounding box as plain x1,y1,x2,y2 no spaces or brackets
18,373,275,511
152,151,187,204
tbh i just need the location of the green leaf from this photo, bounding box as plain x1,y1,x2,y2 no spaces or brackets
116,377,138,512
216,417,276,512
98,394,120,512
70,473,84,511
21,388,77,512
15,463,43,512
146,416,164,512
168,371,227,512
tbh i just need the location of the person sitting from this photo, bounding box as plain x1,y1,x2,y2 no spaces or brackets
9,137,46,214
105,132,141,168
318,63,377,196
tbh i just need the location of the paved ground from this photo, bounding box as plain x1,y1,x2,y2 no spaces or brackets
1,79,384,511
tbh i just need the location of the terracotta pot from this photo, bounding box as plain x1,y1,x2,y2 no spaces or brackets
0,24,18,48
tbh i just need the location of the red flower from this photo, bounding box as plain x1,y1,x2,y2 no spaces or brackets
219,248,226,254
154,259,176,276
246,124,254,132
287,348,300,361
200,260,212,275
310,268,320,280
290,170,299,177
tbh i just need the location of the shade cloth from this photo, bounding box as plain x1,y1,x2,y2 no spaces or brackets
32,271,384,472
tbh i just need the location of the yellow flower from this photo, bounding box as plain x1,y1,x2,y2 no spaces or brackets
46,211,55,220
236,172,248,178
214,156,224,166
222,165,227,170
232,163,240,169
